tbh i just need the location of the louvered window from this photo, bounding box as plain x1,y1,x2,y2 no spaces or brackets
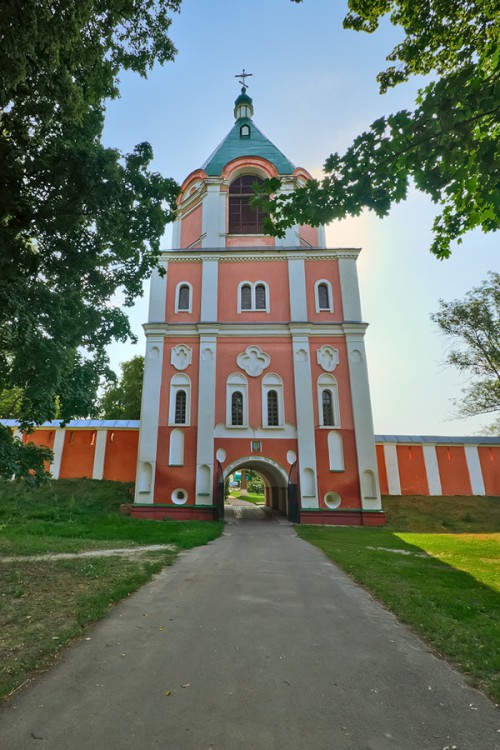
267,390,279,426
228,175,266,234
175,391,187,424
231,392,244,426
322,390,334,426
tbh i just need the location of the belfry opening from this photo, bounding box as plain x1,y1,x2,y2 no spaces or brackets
130,84,385,527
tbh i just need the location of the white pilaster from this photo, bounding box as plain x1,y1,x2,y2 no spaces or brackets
276,181,299,247
195,334,217,503
464,445,485,495
288,259,308,321
171,218,181,248
318,225,326,249
384,444,401,496
148,262,167,323
338,257,362,321
344,326,382,507
200,260,219,321
291,334,318,508
202,184,222,248
51,429,66,480
422,445,442,495
92,430,107,480
134,335,165,504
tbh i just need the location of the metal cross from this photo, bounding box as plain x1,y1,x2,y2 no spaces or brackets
235,69,253,89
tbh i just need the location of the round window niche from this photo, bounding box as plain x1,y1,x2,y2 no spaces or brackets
324,492,341,509
171,488,188,505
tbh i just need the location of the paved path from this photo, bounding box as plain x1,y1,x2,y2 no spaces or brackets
1,512,498,749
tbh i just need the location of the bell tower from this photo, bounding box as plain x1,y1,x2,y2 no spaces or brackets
132,86,384,525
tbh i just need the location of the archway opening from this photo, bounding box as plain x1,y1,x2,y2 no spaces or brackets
223,456,289,520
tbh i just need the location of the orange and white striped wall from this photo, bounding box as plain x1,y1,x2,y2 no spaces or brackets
3,420,499,498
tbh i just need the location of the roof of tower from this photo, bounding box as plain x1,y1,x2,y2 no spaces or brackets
202,89,295,176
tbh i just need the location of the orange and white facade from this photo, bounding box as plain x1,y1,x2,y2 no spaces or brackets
132,90,383,524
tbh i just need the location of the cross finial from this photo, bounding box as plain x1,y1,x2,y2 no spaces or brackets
235,69,253,90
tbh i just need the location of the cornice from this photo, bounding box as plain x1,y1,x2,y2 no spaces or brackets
143,321,351,337
159,247,361,263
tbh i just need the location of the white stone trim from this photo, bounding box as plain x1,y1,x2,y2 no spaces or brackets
314,279,334,313
168,373,191,426
345,333,381,508
134,336,164,504
148,262,167,323
92,430,107,480
201,184,222,248
223,455,288,486
288,259,308,321
237,280,270,313
291,336,319,507
422,445,442,495
464,445,486,495
226,372,249,428
195,335,217,504
338,257,362,322
174,281,193,313
161,247,361,263
262,373,285,428
214,423,297,439
317,374,341,428
50,429,66,480
200,259,218,321
384,444,401,496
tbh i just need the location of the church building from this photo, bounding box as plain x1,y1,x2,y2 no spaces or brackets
131,86,384,525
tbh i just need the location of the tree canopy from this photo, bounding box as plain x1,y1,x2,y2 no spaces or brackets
99,355,144,420
0,1,181,430
263,1,499,258
431,272,500,432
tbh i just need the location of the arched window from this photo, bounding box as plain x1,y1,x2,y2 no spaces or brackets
175,282,193,313
267,390,279,426
255,284,266,310
322,390,334,426
314,279,334,313
317,374,340,428
169,373,191,426
240,284,252,310
237,281,270,313
231,392,244,426
228,175,266,234
174,391,187,424
226,373,248,428
262,373,284,428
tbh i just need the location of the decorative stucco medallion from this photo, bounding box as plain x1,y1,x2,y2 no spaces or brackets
236,345,271,377
317,345,339,372
295,348,308,362
171,344,192,371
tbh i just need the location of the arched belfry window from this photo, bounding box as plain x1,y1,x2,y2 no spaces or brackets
318,283,330,310
314,280,334,313
317,374,340,428
226,373,248,428
322,390,334,426
240,284,252,310
237,281,270,313
255,284,266,310
169,374,191,426
175,391,187,424
262,373,284,428
231,392,244,426
228,175,266,234
267,390,279,426
175,282,193,313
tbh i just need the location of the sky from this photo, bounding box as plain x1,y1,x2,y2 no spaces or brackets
102,0,498,437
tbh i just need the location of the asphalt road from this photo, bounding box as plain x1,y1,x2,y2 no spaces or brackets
1,506,498,749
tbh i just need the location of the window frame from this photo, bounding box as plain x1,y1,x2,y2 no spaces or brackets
168,374,191,426
262,373,284,429
237,280,270,313
226,373,248,428
317,374,340,428
314,279,334,313
175,281,193,314
228,175,266,235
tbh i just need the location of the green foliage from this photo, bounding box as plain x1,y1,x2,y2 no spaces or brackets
0,1,181,431
431,272,499,426
0,424,52,487
99,355,144,419
271,1,499,257
0,386,23,418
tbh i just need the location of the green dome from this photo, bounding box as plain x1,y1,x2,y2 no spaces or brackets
234,87,252,107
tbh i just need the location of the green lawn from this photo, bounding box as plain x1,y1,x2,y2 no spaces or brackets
229,491,265,505
297,524,500,702
0,479,223,700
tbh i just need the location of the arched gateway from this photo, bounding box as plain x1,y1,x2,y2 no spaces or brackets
131,86,385,526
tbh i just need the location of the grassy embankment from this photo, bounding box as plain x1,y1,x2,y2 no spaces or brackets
0,479,223,700
298,494,500,702
228,491,265,505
